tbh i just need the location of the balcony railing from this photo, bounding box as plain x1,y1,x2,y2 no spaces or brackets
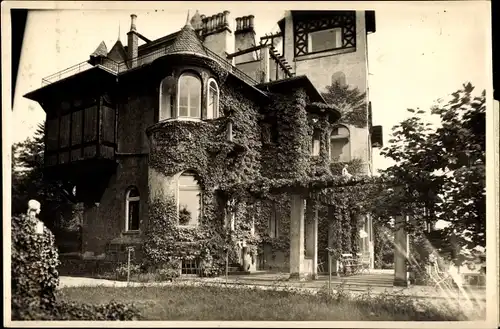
41,43,259,87
42,61,96,86
203,46,259,86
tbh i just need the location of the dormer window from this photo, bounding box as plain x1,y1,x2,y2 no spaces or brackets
178,72,202,119
207,79,219,119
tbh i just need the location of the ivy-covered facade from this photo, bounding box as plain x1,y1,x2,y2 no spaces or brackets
24,10,380,278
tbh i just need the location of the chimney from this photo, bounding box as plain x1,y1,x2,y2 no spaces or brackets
234,15,257,64
127,14,138,68
200,11,233,59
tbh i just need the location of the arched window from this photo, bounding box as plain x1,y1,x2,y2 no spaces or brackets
178,172,202,227
178,73,202,119
125,187,140,231
207,79,219,119
159,76,175,120
311,130,321,156
330,125,351,162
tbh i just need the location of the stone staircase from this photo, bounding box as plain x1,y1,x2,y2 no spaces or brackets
227,263,251,276
322,273,394,288
228,271,395,288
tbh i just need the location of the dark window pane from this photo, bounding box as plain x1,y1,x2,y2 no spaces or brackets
128,200,140,230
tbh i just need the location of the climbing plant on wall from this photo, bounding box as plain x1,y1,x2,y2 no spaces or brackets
143,58,384,275
143,75,264,274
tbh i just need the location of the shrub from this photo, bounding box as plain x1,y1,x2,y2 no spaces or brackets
155,267,180,281
11,214,60,319
115,264,141,279
19,301,141,321
11,213,142,321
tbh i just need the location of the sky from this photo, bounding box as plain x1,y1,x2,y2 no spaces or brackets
10,1,492,172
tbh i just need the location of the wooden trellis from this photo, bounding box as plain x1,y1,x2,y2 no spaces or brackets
293,11,356,57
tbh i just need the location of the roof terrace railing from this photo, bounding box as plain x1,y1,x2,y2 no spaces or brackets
41,43,260,87
41,61,96,86
203,46,259,86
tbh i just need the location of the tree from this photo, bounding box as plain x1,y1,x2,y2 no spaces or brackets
11,122,75,233
321,80,368,128
375,82,486,266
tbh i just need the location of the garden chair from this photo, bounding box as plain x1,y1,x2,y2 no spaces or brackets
317,261,326,274
430,259,455,290
356,252,371,274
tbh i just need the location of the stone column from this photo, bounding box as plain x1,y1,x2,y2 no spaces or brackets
305,204,318,279
393,215,410,287
367,214,375,269
289,194,305,280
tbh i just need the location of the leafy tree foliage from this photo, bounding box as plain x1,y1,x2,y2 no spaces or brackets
376,82,485,265
11,122,75,233
321,80,368,128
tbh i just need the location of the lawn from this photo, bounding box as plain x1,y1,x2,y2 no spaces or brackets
56,284,479,321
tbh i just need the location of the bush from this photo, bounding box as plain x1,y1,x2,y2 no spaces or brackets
155,267,180,281
115,264,141,279
19,301,141,321
11,213,142,321
11,214,60,319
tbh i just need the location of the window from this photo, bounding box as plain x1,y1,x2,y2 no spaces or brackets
178,73,202,119
308,28,342,53
268,203,279,238
181,258,199,275
159,76,175,120
311,130,321,156
125,187,140,231
293,12,356,57
224,199,236,231
330,125,351,162
178,172,202,226
207,79,219,119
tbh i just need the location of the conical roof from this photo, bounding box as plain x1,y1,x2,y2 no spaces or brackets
91,41,108,57
166,22,207,56
107,40,128,62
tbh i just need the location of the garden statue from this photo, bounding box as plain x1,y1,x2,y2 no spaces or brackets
342,164,353,178
27,199,44,234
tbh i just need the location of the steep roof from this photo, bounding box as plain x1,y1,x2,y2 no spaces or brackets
107,40,128,62
91,41,108,57
257,75,326,103
165,22,207,56
138,31,179,53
